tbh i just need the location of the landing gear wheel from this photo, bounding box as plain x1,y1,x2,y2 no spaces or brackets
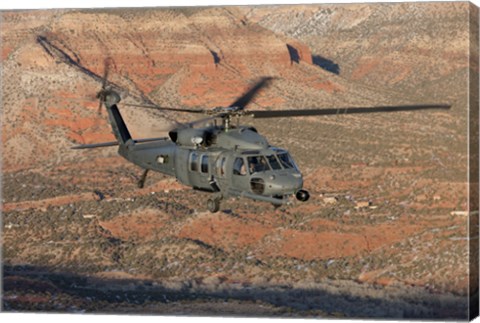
272,195,283,209
272,201,283,209
207,198,220,213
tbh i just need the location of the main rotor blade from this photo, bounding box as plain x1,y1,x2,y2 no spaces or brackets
229,77,274,109
124,103,219,130
123,103,206,114
247,104,451,119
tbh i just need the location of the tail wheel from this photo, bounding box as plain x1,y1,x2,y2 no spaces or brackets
207,198,220,213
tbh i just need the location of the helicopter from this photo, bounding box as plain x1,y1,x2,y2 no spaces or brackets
70,60,451,213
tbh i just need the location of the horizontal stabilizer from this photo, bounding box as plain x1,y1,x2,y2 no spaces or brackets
71,141,118,149
71,137,168,149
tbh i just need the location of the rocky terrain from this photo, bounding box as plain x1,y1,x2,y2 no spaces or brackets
1,3,478,319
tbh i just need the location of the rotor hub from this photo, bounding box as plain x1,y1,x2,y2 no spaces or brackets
98,89,121,108
211,106,242,114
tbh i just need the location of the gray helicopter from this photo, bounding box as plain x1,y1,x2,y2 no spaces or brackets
73,68,450,213
36,35,449,212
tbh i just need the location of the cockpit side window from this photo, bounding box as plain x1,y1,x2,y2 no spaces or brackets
233,157,247,176
247,156,270,174
266,155,282,170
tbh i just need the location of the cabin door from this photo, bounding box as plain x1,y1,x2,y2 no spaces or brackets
230,156,251,193
187,151,211,190
213,154,229,192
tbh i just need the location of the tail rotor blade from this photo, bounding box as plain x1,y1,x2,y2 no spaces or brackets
97,98,103,114
100,57,111,92
97,58,113,115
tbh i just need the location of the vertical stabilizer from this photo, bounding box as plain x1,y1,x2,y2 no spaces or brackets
103,91,132,145
107,104,132,144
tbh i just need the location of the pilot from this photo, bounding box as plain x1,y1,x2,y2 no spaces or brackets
249,157,258,173
240,163,247,175
259,157,268,171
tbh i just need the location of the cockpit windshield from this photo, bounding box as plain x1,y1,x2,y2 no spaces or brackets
244,151,298,174
266,155,282,170
277,153,296,169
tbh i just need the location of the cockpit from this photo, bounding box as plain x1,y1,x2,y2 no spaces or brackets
213,147,309,203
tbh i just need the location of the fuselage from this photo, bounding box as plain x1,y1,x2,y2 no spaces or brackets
118,126,304,202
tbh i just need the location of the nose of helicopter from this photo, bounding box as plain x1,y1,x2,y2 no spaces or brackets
263,172,303,195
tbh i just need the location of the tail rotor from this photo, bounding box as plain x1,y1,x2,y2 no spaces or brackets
96,57,113,114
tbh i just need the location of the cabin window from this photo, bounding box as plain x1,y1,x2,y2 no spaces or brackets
247,156,270,174
216,158,222,176
233,157,247,176
190,152,198,172
157,155,169,164
201,155,209,173
222,158,227,176
216,157,227,177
